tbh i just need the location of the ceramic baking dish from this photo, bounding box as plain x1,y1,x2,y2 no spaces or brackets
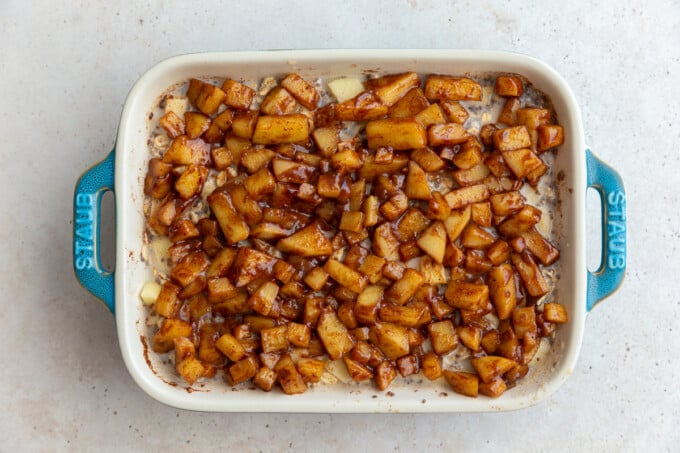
73,50,627,412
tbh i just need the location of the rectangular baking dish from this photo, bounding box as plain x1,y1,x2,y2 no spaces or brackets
73,50,627,412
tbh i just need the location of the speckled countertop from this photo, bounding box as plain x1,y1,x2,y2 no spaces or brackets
1,0,679,451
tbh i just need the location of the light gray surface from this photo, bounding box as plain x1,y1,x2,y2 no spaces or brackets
1,0,678,451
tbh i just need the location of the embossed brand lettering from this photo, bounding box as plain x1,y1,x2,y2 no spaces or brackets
606,190,626,270
608,254,625,270
76,193,94,207
75,194,96,270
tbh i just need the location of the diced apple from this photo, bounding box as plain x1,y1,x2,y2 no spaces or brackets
366,118,427,150
343,357,374,382
358,255,386,285
373,72,420,107
248,281,280,316
497,205,542,237
388,87,430,118
215,333,246,362
358,153,409,179
444,184,490,209
428,123,470,146
498,97,520,125
369,322,410,359
520,229,560,266
184,112,211,139
488,264,517,320
543,303,568,323
335,91,388,121
457,325,482,351
221,79,256,110
460,224,496,249
312,126,340,156
195,83,226,115
501,148,544,180
516,108,551,129
443,205,472,243
271,157,316,184
379,303,426,328
536,124,564,152
324,259,368,294
415,103,447,128
297,358,325,383
163,135,210,166
277,222,332,257
424,76,482,101
280,73,320,109
404,161,432,200
440,100,469,124
259,86,297,115
493,126,531,151
354,285,385,324
420,352,443,380
443,371,479,397
160,111,185,138
373,222,400,260
174,165,208,200
261,325,289,353
176,356,206,385
374,360,398,391
471,355,517,383
254,367,277,391
495,76,524,97
416,221,447,263
317,309,354,360
287,322,312,347
444,281,489,311
208,190,249,245
411,147,445,172
380,191,409,221
275,355,307,394
230,247,277,287
252,114,310,145
428,320,458,354
384,269,425,305
511,252,550,297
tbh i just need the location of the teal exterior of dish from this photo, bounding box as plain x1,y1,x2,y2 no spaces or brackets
585,149,627,310
73,150,116,313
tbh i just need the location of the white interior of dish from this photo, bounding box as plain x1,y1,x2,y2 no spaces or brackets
115,50,587,412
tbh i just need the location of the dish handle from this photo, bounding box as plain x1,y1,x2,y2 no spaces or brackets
585,149,626,311
73,150,116,313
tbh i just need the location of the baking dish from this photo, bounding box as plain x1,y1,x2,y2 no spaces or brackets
73,50,626,412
